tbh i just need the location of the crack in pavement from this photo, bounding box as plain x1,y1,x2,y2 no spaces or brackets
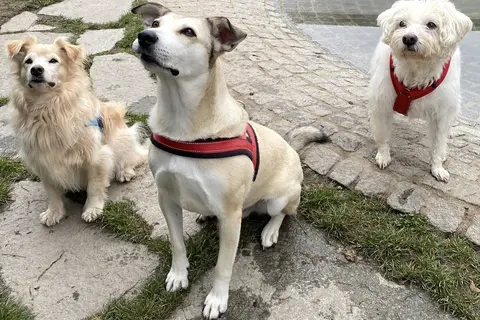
37,250,65,282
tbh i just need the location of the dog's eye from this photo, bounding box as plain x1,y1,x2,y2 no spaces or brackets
180,28,196,37
25,58,33,64
49,58,58,63
399,21,407,28
427,22,437,29
152,20,159,28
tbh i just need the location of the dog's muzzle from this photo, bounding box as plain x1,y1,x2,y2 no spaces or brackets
133,31,180,76
138,30,158,49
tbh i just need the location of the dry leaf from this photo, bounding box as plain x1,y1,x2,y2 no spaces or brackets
470,280,480,293
342,248,358,263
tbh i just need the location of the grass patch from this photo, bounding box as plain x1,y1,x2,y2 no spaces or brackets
37,12,144,55
299,184,480,320
0,97,9,107
125,112,151,139
0,157,36,206
0,0,62,26
90,199,266,320
0,287,34,320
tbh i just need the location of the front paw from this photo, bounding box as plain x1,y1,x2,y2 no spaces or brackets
40,209,65,226
166,267,189,292
81,207,103,223
431,166,450,182
375,150,391,169
203,289,228,319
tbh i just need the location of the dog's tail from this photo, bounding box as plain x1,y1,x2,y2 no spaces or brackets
286,126,329,153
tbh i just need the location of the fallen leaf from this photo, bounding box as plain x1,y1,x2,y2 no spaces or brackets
470,280,480,293
342,248,358,263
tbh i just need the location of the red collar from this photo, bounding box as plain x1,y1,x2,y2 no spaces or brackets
390,54,451,115
151,123,260,181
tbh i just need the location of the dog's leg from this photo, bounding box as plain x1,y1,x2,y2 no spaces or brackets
82,146,114,222
429,118,450,182
40,181,66,226
370,108,394,169
203,210,242,320
159,194,190,292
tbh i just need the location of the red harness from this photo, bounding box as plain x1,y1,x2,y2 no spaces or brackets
390,54,451,115
151,123,260,181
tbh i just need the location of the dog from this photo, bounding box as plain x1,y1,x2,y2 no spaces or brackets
131,3,327,319
368,0,472,182
6,37,148,226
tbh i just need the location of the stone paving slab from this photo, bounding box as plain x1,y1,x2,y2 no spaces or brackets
0,12,37,34
77,29,125,55
0,32,72,97
39,0,133,24
0,181,158,320
169,218,453,320
90,53,157,113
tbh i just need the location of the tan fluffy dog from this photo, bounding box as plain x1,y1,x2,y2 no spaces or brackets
6,37,148,226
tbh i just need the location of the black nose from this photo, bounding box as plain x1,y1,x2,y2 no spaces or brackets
138,30,158,48
31,66,44,76
402,35,418,46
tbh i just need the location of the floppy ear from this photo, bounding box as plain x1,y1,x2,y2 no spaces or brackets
131,2,171,28
440,10,473,46
6,37,36,59
377,7,396,44
54,37,85,62
207,17,247,54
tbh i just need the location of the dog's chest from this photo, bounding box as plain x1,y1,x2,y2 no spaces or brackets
150,150,226,215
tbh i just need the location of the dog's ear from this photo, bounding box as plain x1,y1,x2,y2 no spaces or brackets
440,10,473,46
6,37,36,59
377,8,395,44
207,17,247,54
54,38,85,62
131,2,171,28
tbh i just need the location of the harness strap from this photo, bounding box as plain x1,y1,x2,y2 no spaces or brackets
151,123,260,181
390,54,451,115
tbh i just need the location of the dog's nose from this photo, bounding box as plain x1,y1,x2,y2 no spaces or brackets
30,66,44,76
138,30,158,48
402,35,418,46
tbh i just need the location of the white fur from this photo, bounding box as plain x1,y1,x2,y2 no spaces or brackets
369,0,473,182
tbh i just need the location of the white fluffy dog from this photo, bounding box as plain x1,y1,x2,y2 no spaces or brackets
369,0,472,182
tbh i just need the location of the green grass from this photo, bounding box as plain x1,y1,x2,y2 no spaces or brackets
90,200,266,320
0,0,62,26
0,97,9,107
0,287,34,320
125,112,151,139
299,184,480,320
0,157,36,206
37,12,144,55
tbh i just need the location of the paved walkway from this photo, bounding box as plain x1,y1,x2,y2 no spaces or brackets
0,0,478,319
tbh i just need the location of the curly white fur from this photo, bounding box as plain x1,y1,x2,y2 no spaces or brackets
369,0,473,182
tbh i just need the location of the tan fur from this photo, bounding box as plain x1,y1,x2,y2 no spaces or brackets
6,37,148,226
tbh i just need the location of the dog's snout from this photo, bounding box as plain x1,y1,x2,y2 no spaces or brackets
31,66,44,76
138,30,158,48
402,34,418,46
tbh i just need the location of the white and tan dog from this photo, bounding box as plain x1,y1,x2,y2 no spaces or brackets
6,37,148,226
369,0,472,182
131,3,326,319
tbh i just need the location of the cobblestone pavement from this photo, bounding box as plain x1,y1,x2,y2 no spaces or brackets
280,0,480,25
0,0,479,318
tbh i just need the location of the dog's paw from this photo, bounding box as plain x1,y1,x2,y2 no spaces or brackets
375,151,391,169
261,222,280,248
203,289,228,319
116,168,136,183
166,268,189,292
81,207,103,223
40,209,65,227
431,166,450,182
